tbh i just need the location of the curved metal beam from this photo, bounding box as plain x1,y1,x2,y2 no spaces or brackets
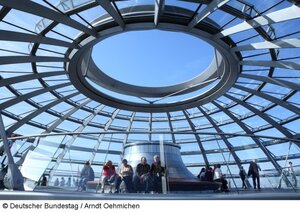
216,4,300,38
15,99,92,168
0,56,68,65
167,112,176,144
95,0,124,29
182,110,209,166
212,100,283,173
6,92,79,135
222,94,294,139
186,152,300,167
188,0,231,29
45,99,92,133
0,30,78,48
0,82,71,110
198,106,245,171
0,0,96,37
239,73,300,91
48,105,105,180
0,72,67,87
232,38,300,51
89,108,120,163
5,130,300,143
233,84,300,115
241,60,300,70
122,112,135,146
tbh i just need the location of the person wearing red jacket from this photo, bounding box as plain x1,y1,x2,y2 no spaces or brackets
100,160,116,193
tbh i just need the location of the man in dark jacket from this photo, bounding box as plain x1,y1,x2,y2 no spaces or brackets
248,159,261,189
239,166,247,189
133,157,150,193
150,155,165,193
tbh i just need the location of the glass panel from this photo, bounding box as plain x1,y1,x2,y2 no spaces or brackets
20,149,52,190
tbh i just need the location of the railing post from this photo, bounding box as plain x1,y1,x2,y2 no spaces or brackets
160,134,168,194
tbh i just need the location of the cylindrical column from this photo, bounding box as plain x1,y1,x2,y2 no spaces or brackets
123,142,196,180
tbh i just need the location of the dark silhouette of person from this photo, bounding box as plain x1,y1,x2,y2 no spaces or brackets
197,168,206,181
248,159,261,189
239,166,247,189
41,174,47,186
205,166,214,182
133,157,150,193
150,155,165,193
0,164,7,190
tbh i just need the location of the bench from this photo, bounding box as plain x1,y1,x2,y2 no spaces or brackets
167,178,222,191
86,180,116,193
86,180,130,193
86,178,222,193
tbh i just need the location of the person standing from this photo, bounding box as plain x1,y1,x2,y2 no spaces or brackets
239,166,247,189
287,161,297,188
248,159,261,189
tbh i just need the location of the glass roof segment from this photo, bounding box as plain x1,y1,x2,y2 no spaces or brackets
0,0,300,195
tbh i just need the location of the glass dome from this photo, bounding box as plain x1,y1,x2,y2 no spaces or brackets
0,0,300,195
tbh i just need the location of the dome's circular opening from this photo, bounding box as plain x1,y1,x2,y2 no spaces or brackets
69,22,238,112
91,29,214,87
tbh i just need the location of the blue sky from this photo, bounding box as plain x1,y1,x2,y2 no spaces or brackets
92,29,214,87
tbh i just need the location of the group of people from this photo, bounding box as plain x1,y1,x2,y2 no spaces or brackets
198,159,297,190
241,160,297,189
197,164,229,192
236,160,262,189
43,155,165,193
239,159,261,189
54,176,78,188
53,177,88,188
196,159,262,190
76,155,165,193
48,158,297,192
99,155,165,193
